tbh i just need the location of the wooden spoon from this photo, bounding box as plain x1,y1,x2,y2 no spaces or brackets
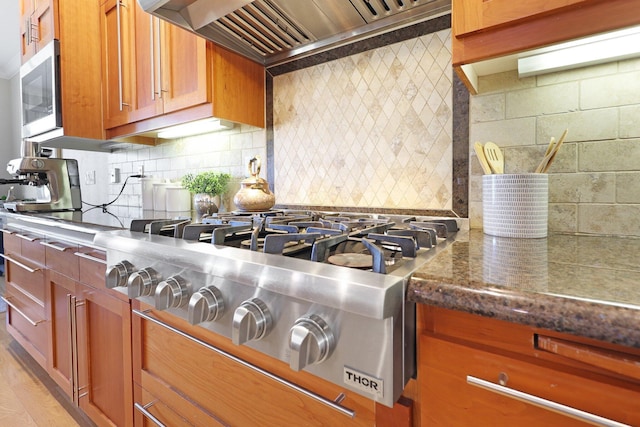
474,142,492,174
541,129,568,173
483,142,504,174
535,129,568,173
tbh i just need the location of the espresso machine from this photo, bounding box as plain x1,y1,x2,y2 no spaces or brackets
0,141,82,212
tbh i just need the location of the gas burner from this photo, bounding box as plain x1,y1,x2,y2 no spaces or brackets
126,212,458,275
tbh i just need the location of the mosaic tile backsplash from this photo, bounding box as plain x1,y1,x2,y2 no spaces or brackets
272,29,453,211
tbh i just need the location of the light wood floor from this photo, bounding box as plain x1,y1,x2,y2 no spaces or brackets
0,275,93,427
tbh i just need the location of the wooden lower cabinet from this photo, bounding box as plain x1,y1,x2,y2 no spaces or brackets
77,282,133,427
5,279,48,368
46,245,133,427
418,306,640,426
3,231,48,369
132,304,378,427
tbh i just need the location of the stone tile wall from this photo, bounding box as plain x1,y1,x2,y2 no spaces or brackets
99,124,266,223
272,29,454,211
469,58,640,236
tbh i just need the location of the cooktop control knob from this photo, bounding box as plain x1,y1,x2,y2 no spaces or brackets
232,298,272,345
289,315,335,371
127,268,161,298
105,260,135,289
188,286,225,324
155,275,190,310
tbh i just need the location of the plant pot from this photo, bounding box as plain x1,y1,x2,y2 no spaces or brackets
193,193,219,220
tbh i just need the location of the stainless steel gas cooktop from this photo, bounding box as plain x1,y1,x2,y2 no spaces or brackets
95,210,459,407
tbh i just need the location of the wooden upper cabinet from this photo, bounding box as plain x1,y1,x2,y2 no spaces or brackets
103,3,265,139
453,0,640,93
20,0,58,63
17,0,104,139
129,3,208,123
453,0,591,37
100,0,136,129
159,22,209,115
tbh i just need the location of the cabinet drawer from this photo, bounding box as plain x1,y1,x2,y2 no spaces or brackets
420,335,640,426
2,230,21,255
5,283,48,368
5,282,46,323
7,305,48,359
135,310,375,427
76,246,108,288
134,384,222,427
44,240,80,280
19,232,46,265
6,254,46,304
421,305,640,381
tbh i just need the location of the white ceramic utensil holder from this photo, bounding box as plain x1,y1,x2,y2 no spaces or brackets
482,173,548,238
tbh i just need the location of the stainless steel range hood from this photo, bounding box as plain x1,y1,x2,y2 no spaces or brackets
138,0,451,67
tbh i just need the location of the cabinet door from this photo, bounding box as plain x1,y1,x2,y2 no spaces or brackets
20,0,57,63
419,335,640,426
32,0,57,53
453,0,590,37
20,0,37,61
100,0,135,128
46,270,76,398
77,284,133,427
160,21,209,114
130,5,163,123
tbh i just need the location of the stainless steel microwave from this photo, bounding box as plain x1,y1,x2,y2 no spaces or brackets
20,39,62,139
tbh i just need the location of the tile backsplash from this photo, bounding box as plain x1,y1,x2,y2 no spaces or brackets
469,58,640,236
60,24,639,238
70,124,266,224
272,29,454,211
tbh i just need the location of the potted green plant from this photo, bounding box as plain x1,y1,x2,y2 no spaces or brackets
182,171,231,219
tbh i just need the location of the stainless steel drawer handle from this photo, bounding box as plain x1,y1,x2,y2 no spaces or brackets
15,233,39,242
41,241,72,252
0,229,14,235
133,309,356,419
0,253,41,273
134,402,166,427
1,297,45,326
74,252,107,265
467,375,630,427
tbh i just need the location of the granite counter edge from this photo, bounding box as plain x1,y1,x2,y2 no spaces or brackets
408,276,640,349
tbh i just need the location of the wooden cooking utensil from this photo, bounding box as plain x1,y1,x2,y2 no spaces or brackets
543,136,556,158
474,142,493,174
536,129,568,173
483,142,504,174
542,130,568,173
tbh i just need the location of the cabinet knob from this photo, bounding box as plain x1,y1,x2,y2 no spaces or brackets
105,260,135,288
187,286,225,324
232,298,272,345
289,314,335,371
127,267,161,298
155,276,190,310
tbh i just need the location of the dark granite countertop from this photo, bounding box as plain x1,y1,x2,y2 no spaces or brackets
408,230,640,349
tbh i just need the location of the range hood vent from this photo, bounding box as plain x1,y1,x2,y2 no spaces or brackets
138,0,451,67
